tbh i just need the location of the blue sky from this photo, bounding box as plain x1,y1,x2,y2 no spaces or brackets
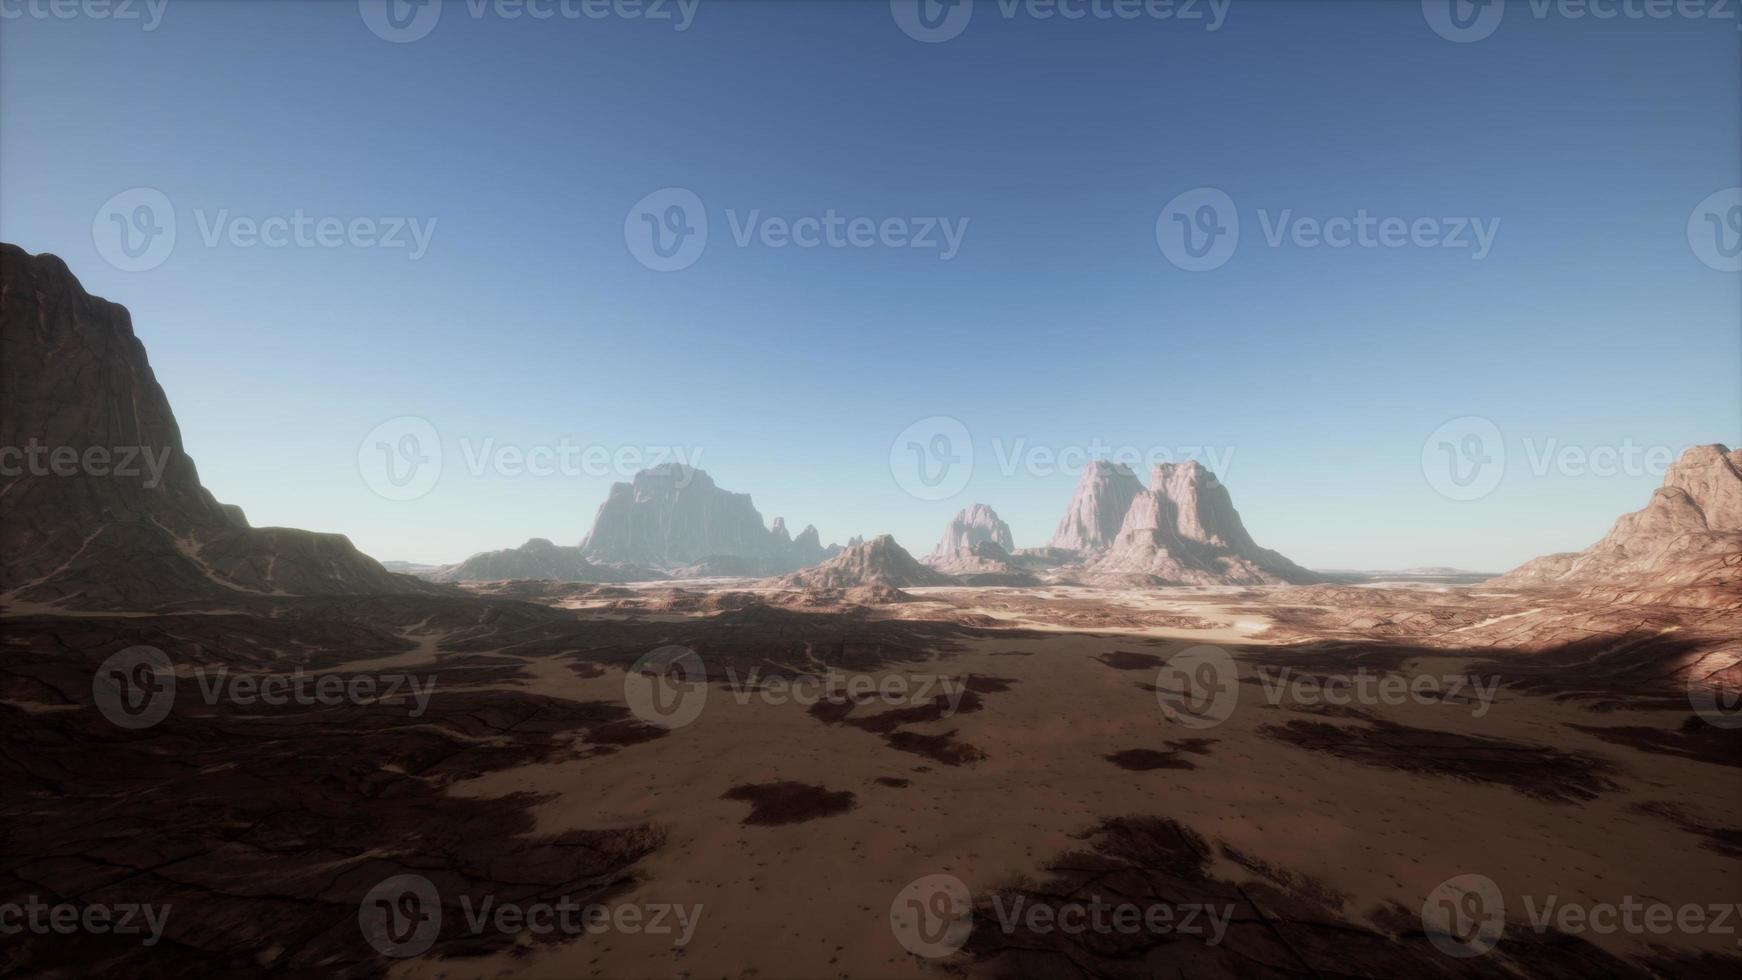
3,0,1738,570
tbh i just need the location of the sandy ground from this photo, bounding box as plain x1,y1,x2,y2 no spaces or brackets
364,584,1742,979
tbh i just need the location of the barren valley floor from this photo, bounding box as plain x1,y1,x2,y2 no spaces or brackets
5,581,1739,978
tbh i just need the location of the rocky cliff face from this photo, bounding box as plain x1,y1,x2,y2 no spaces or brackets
772,535,954,589
0,244,426,608
428,538,664,584
579,464,834,573
927,503,1015,563
1083,462,1319,586
1493,444,1742,603
1048,461,1142,553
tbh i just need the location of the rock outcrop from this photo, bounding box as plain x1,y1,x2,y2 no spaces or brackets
772,535,955,590
0,244,429,608
1083,462,1319,586
926,503,1015,564
580,464,833,573
1048,461,1142,553
427,538,665,584
1493,444,1742,604
929,540,1040,586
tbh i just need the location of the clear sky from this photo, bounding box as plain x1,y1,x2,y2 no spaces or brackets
3,0,1738,570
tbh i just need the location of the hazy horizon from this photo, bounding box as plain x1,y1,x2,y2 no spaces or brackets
4,0,1738,570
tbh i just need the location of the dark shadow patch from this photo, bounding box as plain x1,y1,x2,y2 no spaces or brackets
1106,748,1195,771
1166,738,1218,755
1571,716,1742,768
885,730,985,766
721,781,855,826
1097,650,1165,670
874,776,910,788
1260,717,1614,803
1630,801,1742,858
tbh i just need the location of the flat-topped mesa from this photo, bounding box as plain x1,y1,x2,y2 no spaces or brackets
580,464,832,572
927,503,1016,563
1086,461,1319,586
1493,443,1742,602
1048,460,1142,553
773,534,955,590
0,243,425,607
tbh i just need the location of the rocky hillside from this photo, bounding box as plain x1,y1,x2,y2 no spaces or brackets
1493,444,1741,605
926,503,1015,562
1086,461,1319,585
1048,460,1142,553
427,538,665,584
580,464,835,572
772,535,954,589
0,244,428,608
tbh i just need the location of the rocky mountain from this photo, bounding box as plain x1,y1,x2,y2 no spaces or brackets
772,535,955,590
580,464,833,573
0,244,428,608
927,503,1015,563
1048,460,1143,553
928,540,1040,586
1493,444,1741,605
1083,461,1320,586
426,538,665,584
